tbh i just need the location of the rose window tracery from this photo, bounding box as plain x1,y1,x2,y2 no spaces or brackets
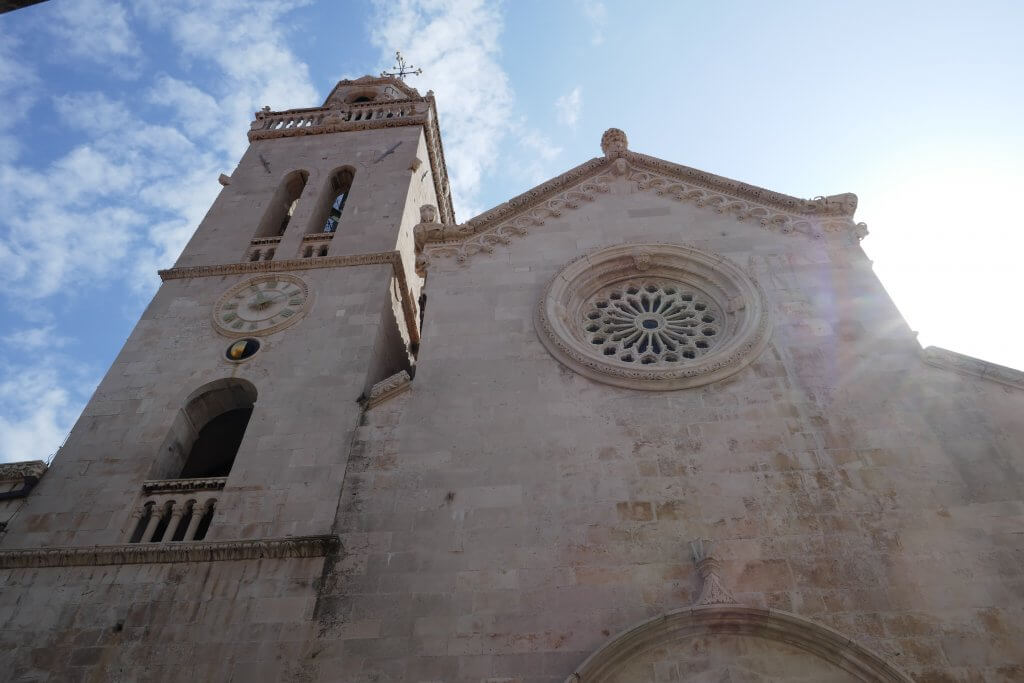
583,280,723,364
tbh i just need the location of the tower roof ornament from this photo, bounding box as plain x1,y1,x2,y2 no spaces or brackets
381,51,423,81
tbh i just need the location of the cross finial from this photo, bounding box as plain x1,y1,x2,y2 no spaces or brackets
381,51,423,81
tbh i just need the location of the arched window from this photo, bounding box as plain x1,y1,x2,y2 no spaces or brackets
309,167,355,234
254,170,308,238
154,379,257,481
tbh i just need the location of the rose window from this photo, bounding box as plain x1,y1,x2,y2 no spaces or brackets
583,280,723,364
536,243,771,390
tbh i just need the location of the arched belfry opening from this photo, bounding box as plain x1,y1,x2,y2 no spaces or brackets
309,166,355,234
153,378,257,481
254,170,308,239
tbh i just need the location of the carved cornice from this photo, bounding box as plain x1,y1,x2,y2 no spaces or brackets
922,346,1024,390
159,251,420,346
142,477,227,494
0,534,340,569
364,370,412,409
160,252,398,280
420,149,863,267
0,460,46,483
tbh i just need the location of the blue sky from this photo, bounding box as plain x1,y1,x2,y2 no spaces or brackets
1,0,1022,463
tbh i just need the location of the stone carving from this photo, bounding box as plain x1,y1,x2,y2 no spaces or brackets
0,534,340,569
600,127,628,157
159,251,420,346
0,460,47,483
419,204,438,223
690,538,737,606
631,249,652,272
535,243,771,390
365,370,413,408
922,346,1024,390
581,279,724,366
218,173,231,186
141,477,227,494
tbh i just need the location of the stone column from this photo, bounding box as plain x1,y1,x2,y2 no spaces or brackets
141,503,164,543
164,502,185,542
182,501,206,541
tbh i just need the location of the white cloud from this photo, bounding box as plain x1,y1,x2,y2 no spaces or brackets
370,0,515,219
0,30,39,163
47,0,143,76
2,325,71,351
576,0,607,46
136,0,319,160
556,86,583,128
0,364,83,464
517,128,564,185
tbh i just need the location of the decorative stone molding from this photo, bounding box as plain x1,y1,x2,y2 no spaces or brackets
689,538,737,606
159,251,420,345
141,477,227,494
364,370,412,408
0,535,340,569
535,243,771,390
564,605,912,682
922,346,1024,390
418,130,864,268
0,460,47,484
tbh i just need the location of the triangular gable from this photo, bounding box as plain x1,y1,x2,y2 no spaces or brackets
419,130,865,265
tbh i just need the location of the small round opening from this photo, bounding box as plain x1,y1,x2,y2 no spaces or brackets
641,319,659,329
226,338,260,361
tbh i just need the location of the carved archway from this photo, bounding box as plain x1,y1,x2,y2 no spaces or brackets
566,604,911,682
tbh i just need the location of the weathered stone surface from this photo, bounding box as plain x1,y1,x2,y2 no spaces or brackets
0,86,1022,682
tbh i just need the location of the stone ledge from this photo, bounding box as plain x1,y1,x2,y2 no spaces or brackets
141,477,227,494
0,534,339,569
922,346,1024,390
0,460,47,483
158,251,400,280
364,370,412,408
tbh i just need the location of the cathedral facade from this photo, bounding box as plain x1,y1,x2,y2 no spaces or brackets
0,76,1022,681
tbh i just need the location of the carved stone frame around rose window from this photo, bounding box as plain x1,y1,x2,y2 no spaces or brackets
535,243,771,390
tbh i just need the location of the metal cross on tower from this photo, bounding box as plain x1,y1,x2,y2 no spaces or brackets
380,51,422,80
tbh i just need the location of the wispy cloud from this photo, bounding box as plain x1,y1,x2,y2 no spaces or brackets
556,86,583,128
2,325,71,351
0,363,84,464
47,0,143,76
369,0,514,219
576,0,607,46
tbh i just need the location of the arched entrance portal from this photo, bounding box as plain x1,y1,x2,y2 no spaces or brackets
566,605,911,682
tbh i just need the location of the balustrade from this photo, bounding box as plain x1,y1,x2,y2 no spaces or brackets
246,236,281,262
300,232,333,258
127,477,225,543
251,101,424,134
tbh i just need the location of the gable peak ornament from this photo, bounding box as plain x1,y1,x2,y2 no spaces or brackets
601,128,628,157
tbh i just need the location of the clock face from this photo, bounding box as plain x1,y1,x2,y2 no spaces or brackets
213,274,311,337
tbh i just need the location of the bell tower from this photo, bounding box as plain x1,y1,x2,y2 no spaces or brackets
3,75,453,548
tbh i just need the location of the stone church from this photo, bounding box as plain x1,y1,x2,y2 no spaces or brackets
0,75,1022,681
